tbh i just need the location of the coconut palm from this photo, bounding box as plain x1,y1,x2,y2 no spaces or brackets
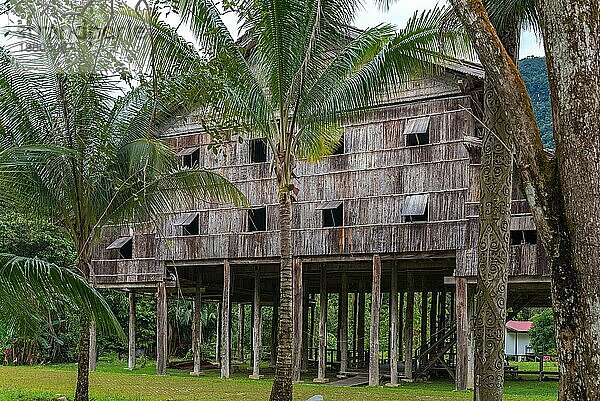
0,9,245,401
0,253,123,342
151,1,465,399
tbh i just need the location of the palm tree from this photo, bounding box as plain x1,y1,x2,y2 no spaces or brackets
158,1,463,399
0,253,123,343
0,8,245,401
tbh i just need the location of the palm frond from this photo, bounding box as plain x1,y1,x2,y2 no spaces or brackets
0,254,124,338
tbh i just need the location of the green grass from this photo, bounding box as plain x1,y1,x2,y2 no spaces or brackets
0,361,558,401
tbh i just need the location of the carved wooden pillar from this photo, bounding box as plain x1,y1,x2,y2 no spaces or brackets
473,16,519,400
368,255,381,386
313,265,329,383
156,282,168,376
128,292,136,370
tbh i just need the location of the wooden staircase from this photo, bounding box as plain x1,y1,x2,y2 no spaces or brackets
414,321,457,380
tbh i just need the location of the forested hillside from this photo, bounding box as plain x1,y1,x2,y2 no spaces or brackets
518,56,554,148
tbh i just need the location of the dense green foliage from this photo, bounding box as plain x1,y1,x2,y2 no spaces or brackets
529,309,556,354
518,56,554,148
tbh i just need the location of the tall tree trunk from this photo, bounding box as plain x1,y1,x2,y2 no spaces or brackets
75,256,91,401
536,2,600,399
270,189,293,401
450,0,600,399
473,16,519,400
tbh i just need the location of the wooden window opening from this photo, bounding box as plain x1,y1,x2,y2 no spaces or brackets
248,207,267,232
317,201,344,227
332,136,345,155
510,230,537,245
402,194,429,222
250,139,268,163
174,213,200,236
179,147,200,168
404,116,430,146
107,236,133,259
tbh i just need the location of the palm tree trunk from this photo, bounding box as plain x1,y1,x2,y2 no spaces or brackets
269,189,293,401
75,256,91,401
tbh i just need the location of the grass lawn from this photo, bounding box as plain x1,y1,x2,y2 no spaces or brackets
0,361,558,401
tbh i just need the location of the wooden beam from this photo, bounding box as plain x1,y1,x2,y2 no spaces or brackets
89,321,97,372
249,269,263,379
352,292,358,366
338,272,349,378
369,254,381,387
404,275,415,380
455,277,468,390
399,291,404,359
313,265,329,383
387,264,399,387
292,258,303,382
191,287,204,376
156,282,168,376
128,292,136,370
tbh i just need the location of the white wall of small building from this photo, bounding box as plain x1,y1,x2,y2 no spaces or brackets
505,330,532,357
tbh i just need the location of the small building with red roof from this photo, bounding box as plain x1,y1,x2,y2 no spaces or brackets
505,321,534,359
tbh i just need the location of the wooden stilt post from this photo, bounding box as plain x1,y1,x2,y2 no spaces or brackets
156,281,168,376
357,283,366,368
301,282,309,371
271,300,279,367
221,260,231,379
430,291,438,343
455,277,469,390
128,292,136,370
338,272,349,378
249,269,263,379
404,275,414,381
352,292,358,367
237,304,245,363
309,294,316,360
313,265,329,383
387,263,399,387
191,286,204,376
467,285,475,390
216,302,221,364
399,291,404,359
293,258,304,382
89,321,97,372
368,254,382,387
439,290,447,337
421,292,428,352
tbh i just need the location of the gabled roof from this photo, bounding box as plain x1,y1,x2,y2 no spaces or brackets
506,321,533,332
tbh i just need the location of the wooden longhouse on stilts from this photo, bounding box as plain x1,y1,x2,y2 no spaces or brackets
91,59,551,388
